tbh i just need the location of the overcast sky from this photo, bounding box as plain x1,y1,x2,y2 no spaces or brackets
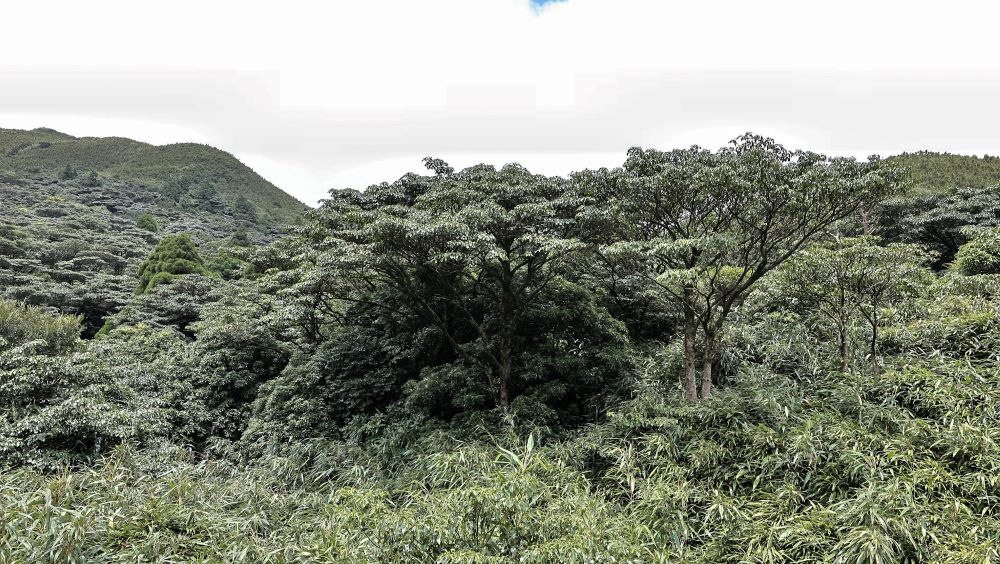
3,0,1000,204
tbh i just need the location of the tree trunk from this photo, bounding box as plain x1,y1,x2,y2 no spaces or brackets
498,258,514,417
683,304,698,402
870,316,880,374
498,337,511,415
700,330,714,400
837,288,850,372
858,207,874,236
837,316,849,373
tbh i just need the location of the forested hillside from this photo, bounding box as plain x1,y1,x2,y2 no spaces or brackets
0,129,305,337
0,128,306,225
2,134,1000,562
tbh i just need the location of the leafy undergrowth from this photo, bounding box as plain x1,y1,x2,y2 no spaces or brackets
3,361,998,563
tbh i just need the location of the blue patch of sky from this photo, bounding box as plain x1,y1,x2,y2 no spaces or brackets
531,0,567,11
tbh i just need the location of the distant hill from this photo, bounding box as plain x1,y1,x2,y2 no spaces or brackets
0,127,308,336
888,151,1000,194
0,127,307,225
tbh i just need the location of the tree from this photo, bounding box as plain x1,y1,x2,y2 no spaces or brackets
136,233,210,294
136,213,159,233
80,170,102,187
59,164,77,180
422,156,455,176
233,195,258,222
849,245,931,370
310,161,594,417
192,184,224,213
229,226,252,247
777,237,931,371
162,175,192,203
246,320,412,441
584,134,901,400
188,284,292,441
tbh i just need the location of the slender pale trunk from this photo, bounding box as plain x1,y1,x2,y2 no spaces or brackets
838,288,849,372
682,295,698,402
700,329,714,400
870,313,880,374
858,207,874,236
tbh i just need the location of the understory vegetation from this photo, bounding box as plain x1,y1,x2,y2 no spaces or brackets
3,133,1000,562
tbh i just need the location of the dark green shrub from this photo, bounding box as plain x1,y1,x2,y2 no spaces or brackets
80,170,102,187
136,234,208,294
136,213,159,233
59,164,77,180
956,228,1000,275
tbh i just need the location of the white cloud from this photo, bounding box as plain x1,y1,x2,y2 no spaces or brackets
3,0,1000,204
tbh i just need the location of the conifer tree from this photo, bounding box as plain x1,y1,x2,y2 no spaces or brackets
136,233,208,294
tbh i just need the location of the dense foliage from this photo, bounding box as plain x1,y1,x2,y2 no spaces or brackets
888,151,1000,195
956,228,1000,276
3,134,1000,562
135,234,210,294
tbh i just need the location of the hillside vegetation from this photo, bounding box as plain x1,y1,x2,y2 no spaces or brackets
0,127,306,225
888,151,1000,194
0,128,306,337
2,134,1000,562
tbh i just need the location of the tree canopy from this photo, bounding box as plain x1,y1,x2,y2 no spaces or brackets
136,233,209,294
581,134,901,399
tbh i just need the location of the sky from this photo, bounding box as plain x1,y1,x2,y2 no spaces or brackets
3,0,1000,205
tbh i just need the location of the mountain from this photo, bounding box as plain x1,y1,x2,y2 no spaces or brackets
0,127,307,225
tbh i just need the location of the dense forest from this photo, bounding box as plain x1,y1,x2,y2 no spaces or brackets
2,129,1000,562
